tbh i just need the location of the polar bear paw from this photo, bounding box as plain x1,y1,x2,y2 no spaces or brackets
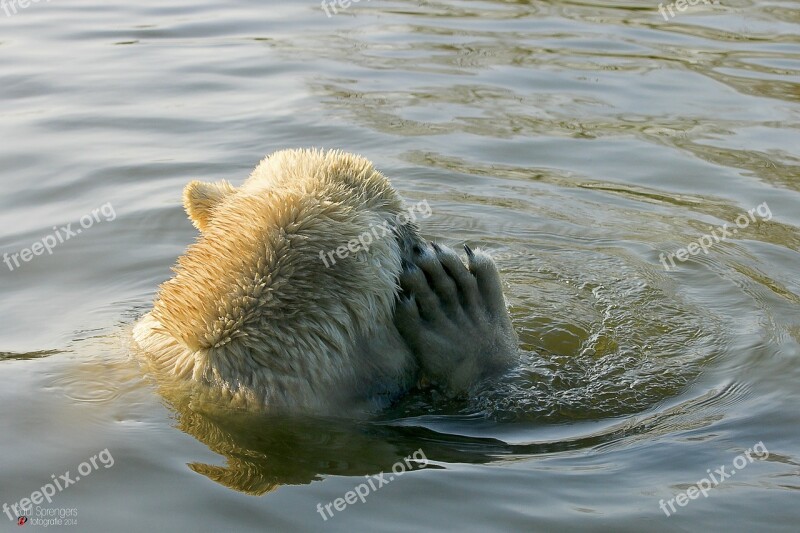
394,242,518,396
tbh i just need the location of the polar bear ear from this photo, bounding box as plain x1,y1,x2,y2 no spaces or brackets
183,180,236,232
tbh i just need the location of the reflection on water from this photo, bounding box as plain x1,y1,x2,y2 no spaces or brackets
1,0,799,531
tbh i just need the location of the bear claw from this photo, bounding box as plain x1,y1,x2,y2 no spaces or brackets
395,242,518,395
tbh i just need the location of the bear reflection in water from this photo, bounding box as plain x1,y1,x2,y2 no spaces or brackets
164,386,523,495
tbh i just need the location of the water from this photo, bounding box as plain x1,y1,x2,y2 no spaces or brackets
1,0,799,531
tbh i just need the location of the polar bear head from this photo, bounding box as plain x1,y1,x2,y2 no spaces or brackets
133,149,427,412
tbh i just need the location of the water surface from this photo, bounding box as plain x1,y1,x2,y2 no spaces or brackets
1,0,799,531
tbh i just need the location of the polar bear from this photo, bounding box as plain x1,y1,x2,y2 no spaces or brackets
132,149,517,414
